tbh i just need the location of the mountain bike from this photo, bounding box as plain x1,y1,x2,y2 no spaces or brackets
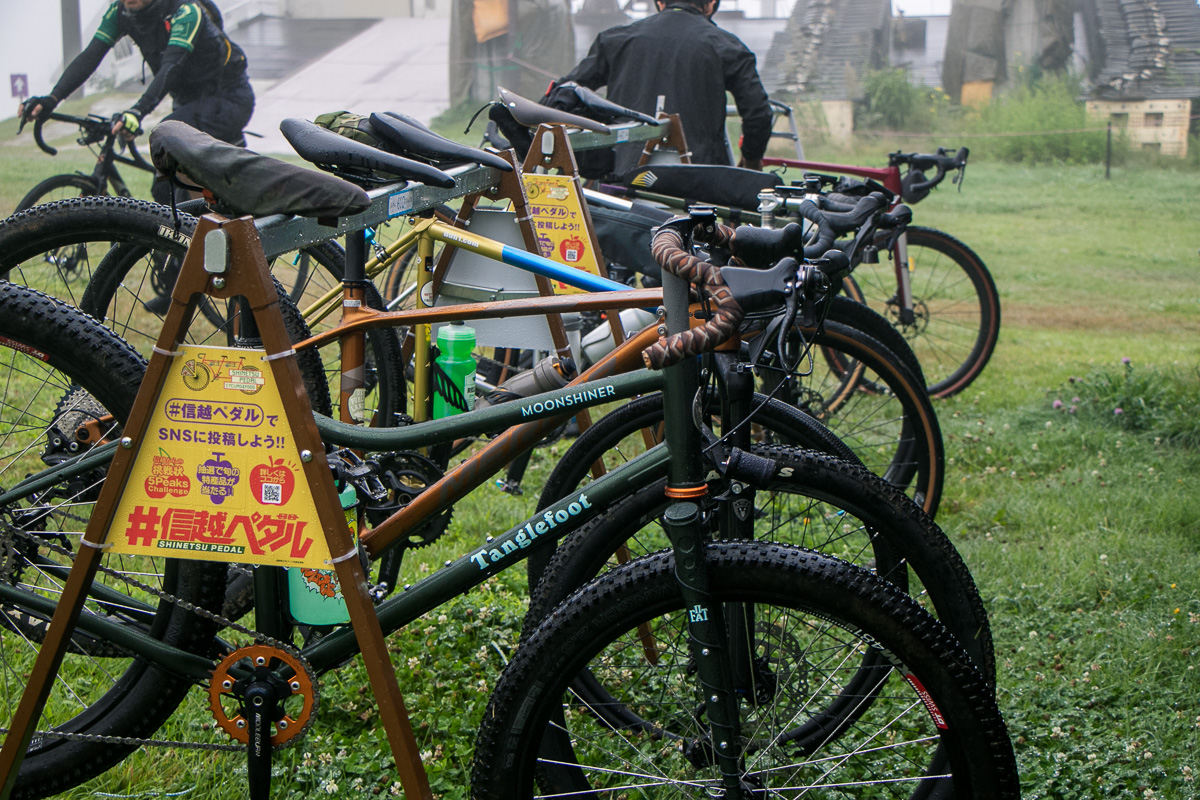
0,278,1013,799
0,125,1017,798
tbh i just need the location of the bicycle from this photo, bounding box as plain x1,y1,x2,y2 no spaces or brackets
0,113,944,516
14,110,157,213
570,121,997,400
179,351,266,394
2,115,944,649
760,147,1000,398
7,111,334,324
286,106,944,511
452,96,947,507
0,124,1017,798
0,271,1012,800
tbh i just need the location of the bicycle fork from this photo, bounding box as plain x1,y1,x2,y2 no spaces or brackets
891,229,917,326
657,270,749,798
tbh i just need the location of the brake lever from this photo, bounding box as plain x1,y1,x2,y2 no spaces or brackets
779,273,808,364
796,264,829,328
749,312,785,367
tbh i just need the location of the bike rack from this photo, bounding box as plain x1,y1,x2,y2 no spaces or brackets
0,215,434,800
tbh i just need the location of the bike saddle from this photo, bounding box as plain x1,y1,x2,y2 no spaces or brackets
543,81,660,126
369,112,513,172
281,117,457,189
149,120,371,219
496,86,610,134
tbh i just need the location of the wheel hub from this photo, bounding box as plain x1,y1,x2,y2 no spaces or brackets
884,296,930,336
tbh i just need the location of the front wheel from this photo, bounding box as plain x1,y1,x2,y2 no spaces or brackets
14,173,100,214
474,542,1020,799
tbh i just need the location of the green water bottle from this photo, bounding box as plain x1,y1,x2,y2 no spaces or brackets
287,484,357,625
433,322,476,418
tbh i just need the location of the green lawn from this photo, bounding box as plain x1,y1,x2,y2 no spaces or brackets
1,102,1198,798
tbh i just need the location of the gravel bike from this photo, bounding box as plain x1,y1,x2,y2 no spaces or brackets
14,110,156,214
501,85,997,399
761,147,1000,398
7,111,324,319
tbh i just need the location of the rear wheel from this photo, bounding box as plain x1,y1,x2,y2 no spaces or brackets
845,226,999,398
0,285,226,800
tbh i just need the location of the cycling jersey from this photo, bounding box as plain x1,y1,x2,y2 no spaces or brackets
53,0,249,119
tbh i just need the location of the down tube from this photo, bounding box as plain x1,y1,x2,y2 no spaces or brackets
360,324,664,559
429,222,629,294
299,444,672,674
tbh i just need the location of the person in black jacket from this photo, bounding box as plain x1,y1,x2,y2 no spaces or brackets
19,0,254,205
560,0,772,175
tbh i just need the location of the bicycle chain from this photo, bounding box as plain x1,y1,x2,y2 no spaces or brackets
0,520,320,753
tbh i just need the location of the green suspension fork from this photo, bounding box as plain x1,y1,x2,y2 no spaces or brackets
658,267,748,797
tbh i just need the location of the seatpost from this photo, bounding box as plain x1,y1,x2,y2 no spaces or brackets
340,230,369,424
658,236,746,798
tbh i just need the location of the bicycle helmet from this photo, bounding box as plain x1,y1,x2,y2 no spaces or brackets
122,0,170,22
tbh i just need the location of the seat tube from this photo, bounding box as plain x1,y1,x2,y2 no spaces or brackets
658,269,746,797
412,231,434,422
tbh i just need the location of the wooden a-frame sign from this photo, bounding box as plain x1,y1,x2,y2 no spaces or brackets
0,215,433,800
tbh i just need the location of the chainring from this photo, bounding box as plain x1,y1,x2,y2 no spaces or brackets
370,451,452,551
208,644,317,747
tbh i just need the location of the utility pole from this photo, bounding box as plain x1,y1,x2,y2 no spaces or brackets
61,0,82,98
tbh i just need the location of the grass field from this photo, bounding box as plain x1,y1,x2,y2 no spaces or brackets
0,98,1198,798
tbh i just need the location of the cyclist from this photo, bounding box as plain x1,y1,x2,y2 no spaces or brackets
18,0,254,207
18,0,254,311
557,0,772,175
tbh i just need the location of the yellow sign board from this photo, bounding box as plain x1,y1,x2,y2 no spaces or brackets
106,345,333,569
523,173,603,294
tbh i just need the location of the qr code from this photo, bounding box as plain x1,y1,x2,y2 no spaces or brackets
261,483,282,505
564,248,579,262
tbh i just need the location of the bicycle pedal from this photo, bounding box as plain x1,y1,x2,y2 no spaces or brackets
494,478,524,496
